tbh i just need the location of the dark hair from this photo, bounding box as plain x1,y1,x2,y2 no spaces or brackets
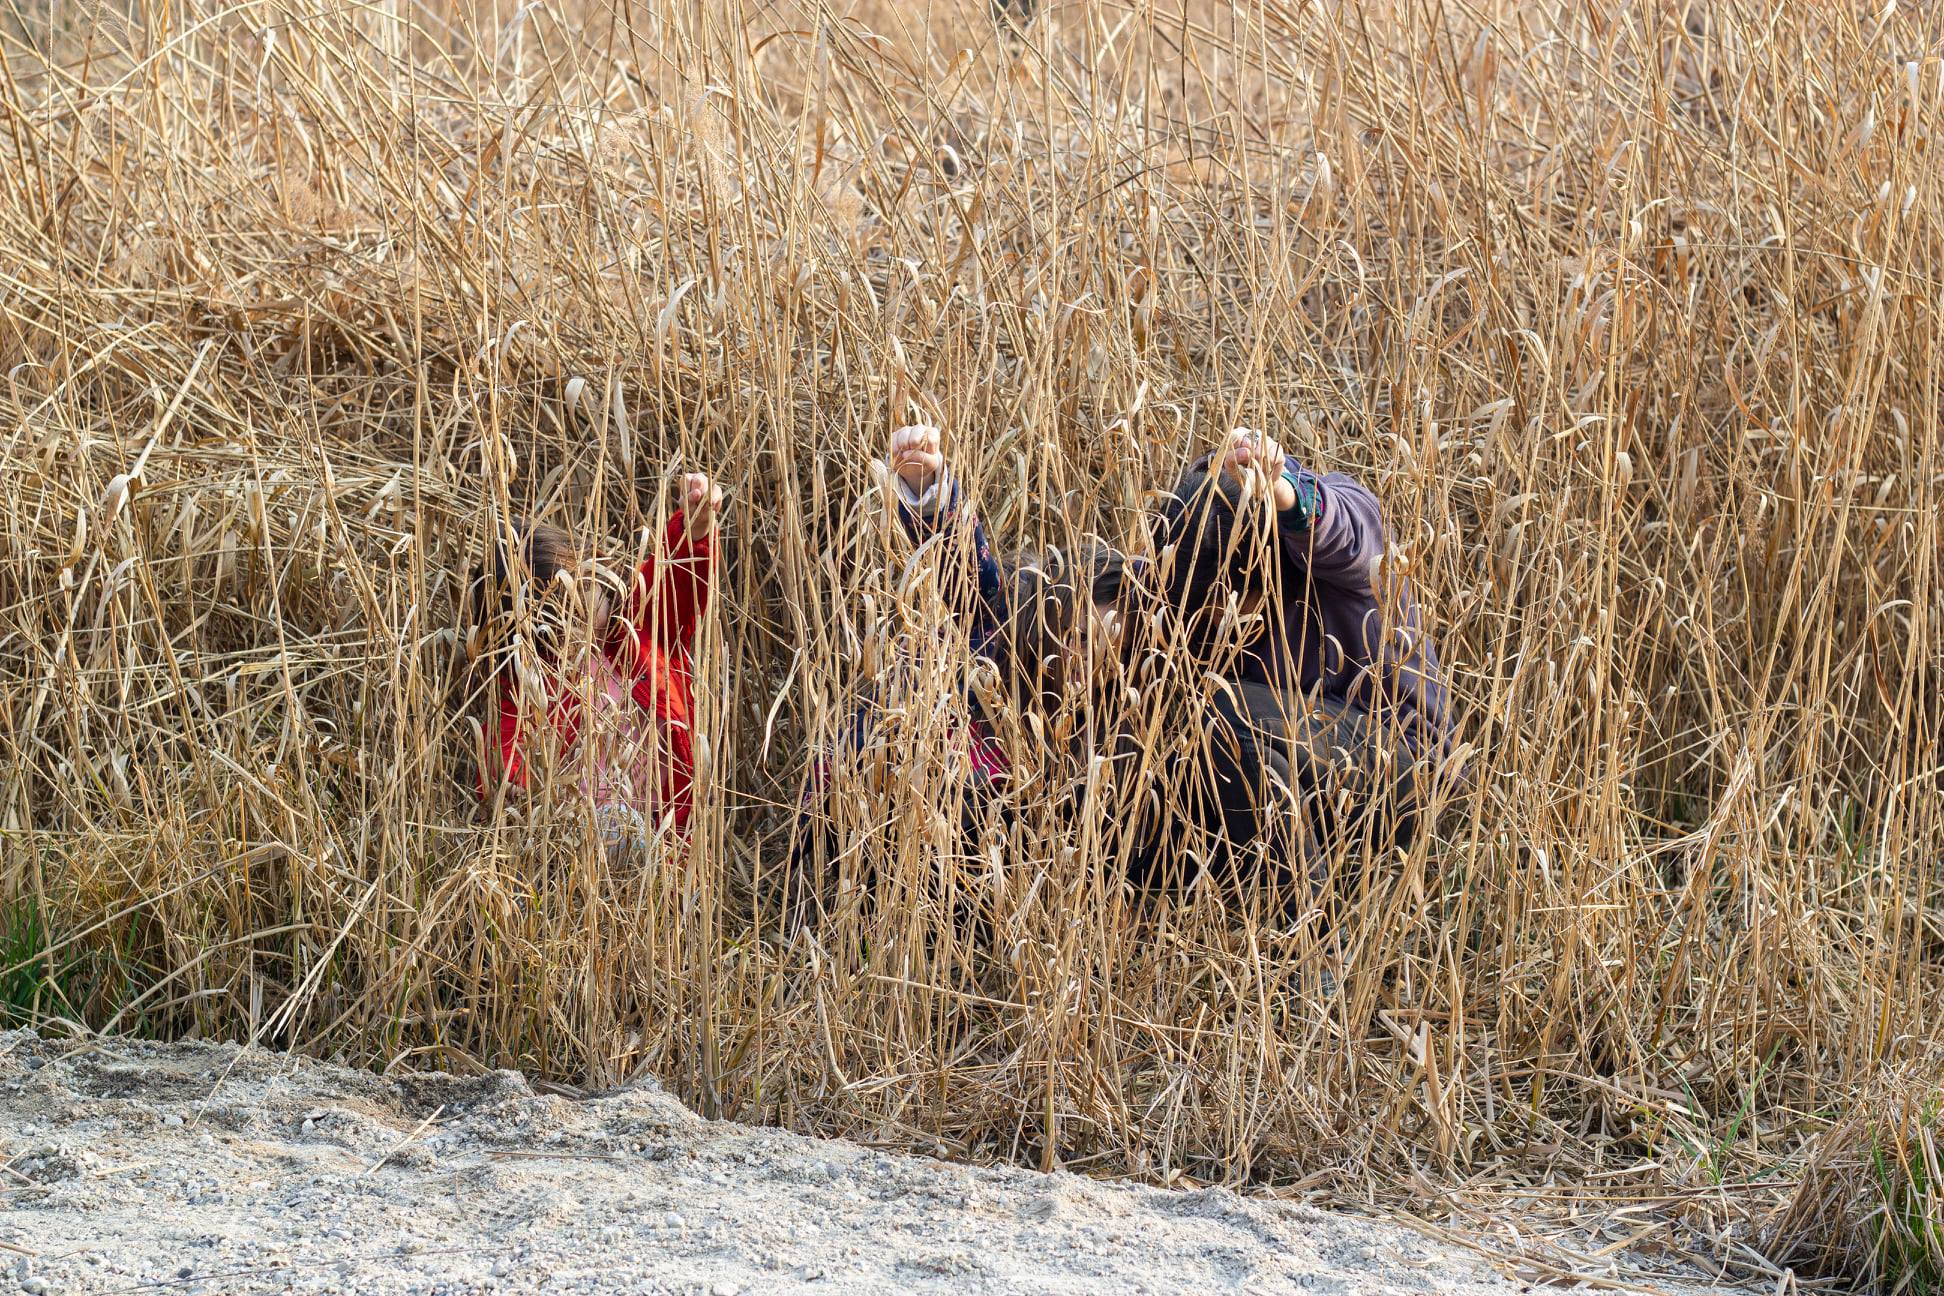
1151,463,1279,648
466,520,577,670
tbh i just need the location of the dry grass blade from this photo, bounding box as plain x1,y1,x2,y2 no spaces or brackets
0,0,1938,1287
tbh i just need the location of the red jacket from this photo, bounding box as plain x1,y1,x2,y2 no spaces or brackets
486,512,713,832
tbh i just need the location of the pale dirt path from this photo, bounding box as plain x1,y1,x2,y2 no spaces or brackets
0,1031,1745,1296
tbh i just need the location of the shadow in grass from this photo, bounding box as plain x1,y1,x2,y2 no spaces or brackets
0,897,153,1035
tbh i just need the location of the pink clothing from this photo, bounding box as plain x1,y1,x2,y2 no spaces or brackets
967,719,1009,781
484,513,712,833
579,649,669,815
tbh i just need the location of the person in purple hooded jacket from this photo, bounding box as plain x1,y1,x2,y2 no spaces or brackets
1136,426,1455,895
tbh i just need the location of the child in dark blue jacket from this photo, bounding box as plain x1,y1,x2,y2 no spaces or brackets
785,426,1127,918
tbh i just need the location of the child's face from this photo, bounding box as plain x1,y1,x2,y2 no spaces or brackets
530,566,615,657
1063,598,1123,695
584,578,615,631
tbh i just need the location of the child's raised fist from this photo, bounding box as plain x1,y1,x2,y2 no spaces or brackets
888,424,945,495
1220,426,1296,512
682,472,724,539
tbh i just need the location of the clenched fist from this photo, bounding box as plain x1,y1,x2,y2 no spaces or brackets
889,424,946,496
681,471,724,539
1219,426,1296,512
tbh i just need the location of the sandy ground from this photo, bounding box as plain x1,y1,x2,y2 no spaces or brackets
0,1030,1753,1296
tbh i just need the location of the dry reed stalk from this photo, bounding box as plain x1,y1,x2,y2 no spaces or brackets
0,0,1939,1283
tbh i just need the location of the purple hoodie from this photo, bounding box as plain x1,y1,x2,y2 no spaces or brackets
1202,453,1455,765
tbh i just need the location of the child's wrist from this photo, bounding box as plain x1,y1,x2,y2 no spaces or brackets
1277,466,1318,530
893,466,946,510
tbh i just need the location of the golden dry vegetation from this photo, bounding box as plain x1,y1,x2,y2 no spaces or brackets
2,0,1941,1287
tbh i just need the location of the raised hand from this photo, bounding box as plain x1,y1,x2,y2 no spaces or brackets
681,471,724,539
888,424,946,496
1220,426,1296,512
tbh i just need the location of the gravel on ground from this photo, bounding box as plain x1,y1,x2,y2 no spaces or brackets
0,1030,1751,1295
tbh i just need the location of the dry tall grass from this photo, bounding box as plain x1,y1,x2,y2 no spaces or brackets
2,0,1940,1283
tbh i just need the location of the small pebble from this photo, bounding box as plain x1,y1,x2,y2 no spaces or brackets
162,1114,183,1127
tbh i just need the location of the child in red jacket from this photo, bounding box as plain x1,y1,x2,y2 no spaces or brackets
470,473,721,844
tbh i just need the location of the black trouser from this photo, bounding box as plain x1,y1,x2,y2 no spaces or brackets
782,691,1002,933
785,779,993,913
794,683,1422,923
1123,682,1421,910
